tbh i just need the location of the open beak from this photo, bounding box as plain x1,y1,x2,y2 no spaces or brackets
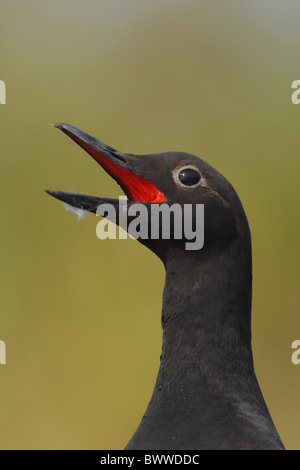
46,123,165,214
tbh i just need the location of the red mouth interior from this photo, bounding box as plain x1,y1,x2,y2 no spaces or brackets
64,131,165,203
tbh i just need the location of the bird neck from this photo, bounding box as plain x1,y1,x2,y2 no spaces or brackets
126,229,284,449
160,238,254,385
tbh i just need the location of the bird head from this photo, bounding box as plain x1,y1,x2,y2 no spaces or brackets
46,124,248,262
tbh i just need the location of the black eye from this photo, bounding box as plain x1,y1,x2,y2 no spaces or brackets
178,168,201,186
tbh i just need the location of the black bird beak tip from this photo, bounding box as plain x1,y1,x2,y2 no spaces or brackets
45,189,58,196
45,188,118,214
54,123,65,129
54,122,74,130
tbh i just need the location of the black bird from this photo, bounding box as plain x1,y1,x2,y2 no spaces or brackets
46,123,284,450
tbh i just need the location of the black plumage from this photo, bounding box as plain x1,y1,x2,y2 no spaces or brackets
47,123,284,450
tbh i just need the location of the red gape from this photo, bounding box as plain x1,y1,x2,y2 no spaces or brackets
65,133,165,203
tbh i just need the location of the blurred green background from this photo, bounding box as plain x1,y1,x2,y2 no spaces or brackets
0,0,299,450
